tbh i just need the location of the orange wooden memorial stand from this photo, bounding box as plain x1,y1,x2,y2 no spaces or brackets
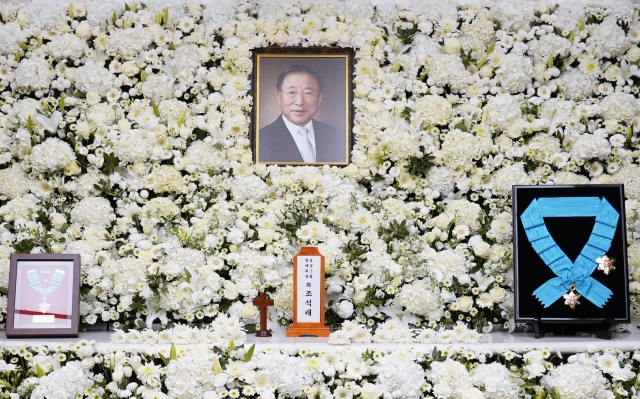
286,246,330,337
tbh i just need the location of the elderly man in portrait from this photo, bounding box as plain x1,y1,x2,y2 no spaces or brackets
258,65,347,163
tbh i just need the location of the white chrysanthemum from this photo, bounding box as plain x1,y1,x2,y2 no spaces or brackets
30,137,76,173
70,197,116,227
113,129,156,164
0,163,29,199
14,56,55,90
396,279,443,319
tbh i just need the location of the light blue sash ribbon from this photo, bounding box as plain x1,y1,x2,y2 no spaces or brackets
520,197,618,308
26,269,65,297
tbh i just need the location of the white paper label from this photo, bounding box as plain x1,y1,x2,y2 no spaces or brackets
32,315,55,323
296,255,321,323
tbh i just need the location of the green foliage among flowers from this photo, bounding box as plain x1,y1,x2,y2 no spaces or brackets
3,338,640,398
2,0,640,337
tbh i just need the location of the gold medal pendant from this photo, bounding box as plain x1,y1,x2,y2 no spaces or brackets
563,283,581,309
596,255,616,275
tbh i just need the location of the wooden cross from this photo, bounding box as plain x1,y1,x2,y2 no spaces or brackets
253,292,274,337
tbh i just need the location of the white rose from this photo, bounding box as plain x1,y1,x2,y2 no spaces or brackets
81,357,95,370
443,37,461,54
461,387,485,399
433,214,451,230
242,303,259,319
86,91,100,105
361,383,382,399
353,290,367,304
121,61,139,77
507,121,523,139
604,64,621,82
489,286,507,303
628,46,640,62
31,355,55,374
223,281,239,300
472,241,491,258
458,296,474,312
337,300,354,318
75,21,92,39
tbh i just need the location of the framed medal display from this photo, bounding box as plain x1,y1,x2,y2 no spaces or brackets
6,254,81,338
513,184,629,328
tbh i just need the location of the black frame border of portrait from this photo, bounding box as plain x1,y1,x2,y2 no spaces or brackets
251,47,354,166
512,184,630,337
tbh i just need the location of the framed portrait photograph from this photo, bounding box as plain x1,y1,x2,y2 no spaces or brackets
6,254,81,338
513,185,629,325
252,47,354,166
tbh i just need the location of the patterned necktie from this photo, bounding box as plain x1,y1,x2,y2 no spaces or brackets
297,127,316,162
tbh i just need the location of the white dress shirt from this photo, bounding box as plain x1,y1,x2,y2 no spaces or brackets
282,115,316,162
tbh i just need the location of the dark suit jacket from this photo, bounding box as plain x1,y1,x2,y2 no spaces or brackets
258,115,347,163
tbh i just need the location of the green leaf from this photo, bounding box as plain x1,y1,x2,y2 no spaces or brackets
158,352,170,366
59,93,65,111
101,153,120,175
244,344,255,362
184,268,192,281
140,69,146,82
168,42,176,51
36,364,46,377
27,115,33,134
112,12,117,25
125,3,130,11
170,343,177,360
227,340,235,358
151,100,160,117
0,287,7,295
454,121,467,132
163,7,169,25
68,3,75,19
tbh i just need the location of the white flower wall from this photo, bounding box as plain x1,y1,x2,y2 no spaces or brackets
1,0,640,332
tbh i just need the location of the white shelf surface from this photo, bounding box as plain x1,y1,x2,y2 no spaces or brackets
2,330,640,353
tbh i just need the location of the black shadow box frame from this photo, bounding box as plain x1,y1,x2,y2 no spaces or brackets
513,184,629,324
